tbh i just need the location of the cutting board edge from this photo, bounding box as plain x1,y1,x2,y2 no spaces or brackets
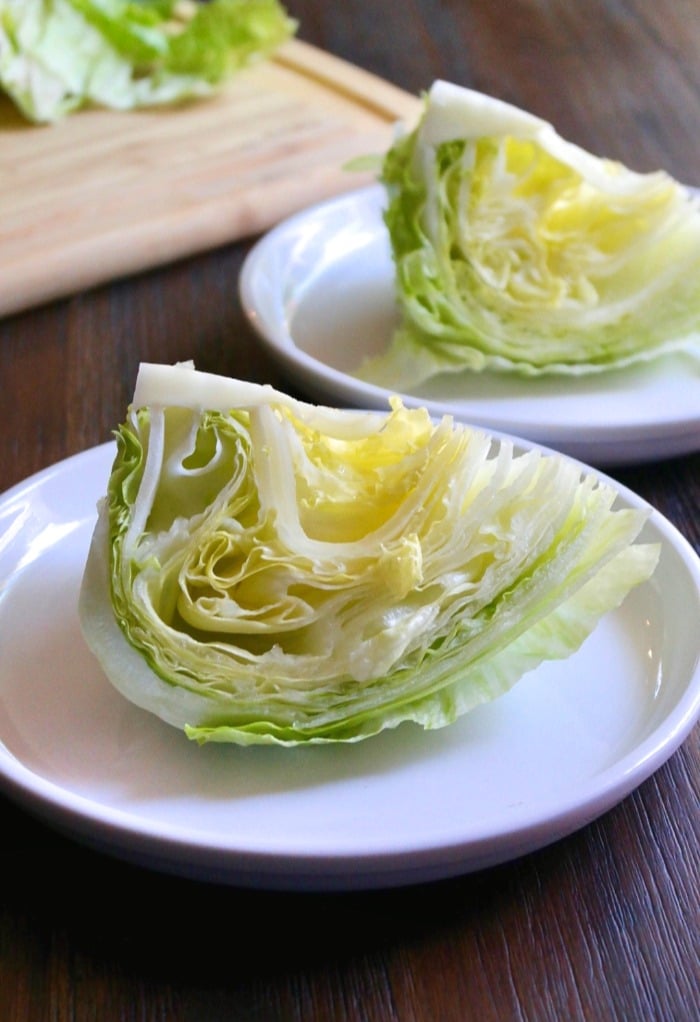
0,169,380,319
274,39,423,125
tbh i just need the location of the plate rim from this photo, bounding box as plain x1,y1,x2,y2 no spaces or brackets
1,441,699,890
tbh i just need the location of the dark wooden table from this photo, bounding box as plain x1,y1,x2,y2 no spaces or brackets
1,2,698,1019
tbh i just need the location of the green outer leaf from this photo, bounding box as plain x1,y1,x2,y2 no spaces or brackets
0,0,296,123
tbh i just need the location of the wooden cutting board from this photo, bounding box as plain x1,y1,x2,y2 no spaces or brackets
0,39,422,318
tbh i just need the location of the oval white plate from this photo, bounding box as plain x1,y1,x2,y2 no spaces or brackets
0,443,699,891
240,184,700,466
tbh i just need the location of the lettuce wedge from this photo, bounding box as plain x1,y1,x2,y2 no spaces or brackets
358,80,700,388
79,362,659,746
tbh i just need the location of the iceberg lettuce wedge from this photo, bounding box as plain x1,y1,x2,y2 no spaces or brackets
358,81,700,388
0,0,296,123
79,362,659,746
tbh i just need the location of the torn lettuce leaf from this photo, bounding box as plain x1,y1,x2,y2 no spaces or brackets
79,361,659,747
357,80,700,388
0,0,296,123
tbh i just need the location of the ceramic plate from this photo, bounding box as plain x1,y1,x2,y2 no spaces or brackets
0,443,699,891
240,184,700,466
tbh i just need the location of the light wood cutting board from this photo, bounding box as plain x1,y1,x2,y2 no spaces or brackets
0,39,422,318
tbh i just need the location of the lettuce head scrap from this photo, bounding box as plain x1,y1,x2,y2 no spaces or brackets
0,0,296,123
79,361,659,747
357,81,700,388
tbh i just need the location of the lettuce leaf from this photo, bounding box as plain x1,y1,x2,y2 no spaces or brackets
0,0,296,123
357,80,700,387
79,362,659,746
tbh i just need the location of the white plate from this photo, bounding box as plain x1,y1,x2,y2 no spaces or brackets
0,443,699,891
240,184,700,466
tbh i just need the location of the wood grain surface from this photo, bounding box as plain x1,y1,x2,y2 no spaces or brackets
0,38,420,318
0,2,698,1021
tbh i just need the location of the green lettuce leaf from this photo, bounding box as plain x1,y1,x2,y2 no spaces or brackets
357,80,700,387
0,0,296,123
79,361,659,746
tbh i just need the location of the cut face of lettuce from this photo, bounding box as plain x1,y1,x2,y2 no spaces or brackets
0,0,296,124
357,80,700,388
79,362,659,747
